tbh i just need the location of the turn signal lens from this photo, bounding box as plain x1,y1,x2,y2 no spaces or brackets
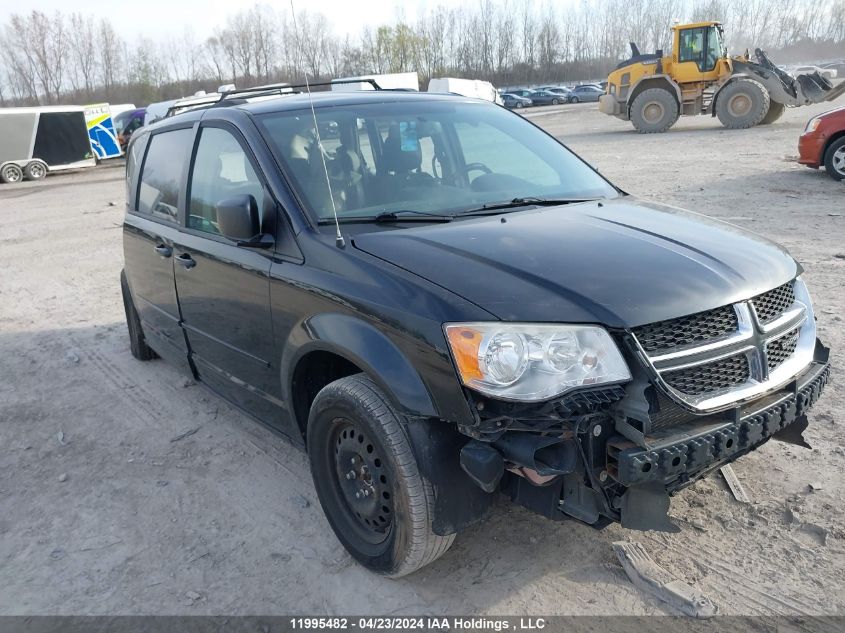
445,326,484,382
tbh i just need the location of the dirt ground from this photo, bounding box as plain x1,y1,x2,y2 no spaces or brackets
1,100,844,617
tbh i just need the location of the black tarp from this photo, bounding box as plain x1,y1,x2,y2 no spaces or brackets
32,111,92,167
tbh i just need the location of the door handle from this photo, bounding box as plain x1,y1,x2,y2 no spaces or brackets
154,244,172,258
176,253,196,269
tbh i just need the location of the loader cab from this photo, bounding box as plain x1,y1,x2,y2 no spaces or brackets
672,22,726,82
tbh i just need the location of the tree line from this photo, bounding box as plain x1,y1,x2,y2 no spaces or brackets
1,0,844,107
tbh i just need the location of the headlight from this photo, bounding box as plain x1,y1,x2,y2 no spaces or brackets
444,323,631,402
805,117,821,133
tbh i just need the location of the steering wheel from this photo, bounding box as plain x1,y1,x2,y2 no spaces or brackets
464,162,493,178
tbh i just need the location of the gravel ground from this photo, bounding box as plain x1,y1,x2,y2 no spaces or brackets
1,100,843,617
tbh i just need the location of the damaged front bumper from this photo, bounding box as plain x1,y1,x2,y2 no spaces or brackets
458,350,830,532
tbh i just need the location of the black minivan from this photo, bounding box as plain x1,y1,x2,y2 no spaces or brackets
122,86,830,577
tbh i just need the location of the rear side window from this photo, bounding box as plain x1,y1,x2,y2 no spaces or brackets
137,128,192,223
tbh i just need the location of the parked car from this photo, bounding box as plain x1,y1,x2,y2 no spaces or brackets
506,88,536,101
114,107,147,152
501,93,533,109
528,90,567,106
543,86,574,101
789,65,838,81
799,105,845,180
122,88,830,577
821,61,845,77
569,85,605,103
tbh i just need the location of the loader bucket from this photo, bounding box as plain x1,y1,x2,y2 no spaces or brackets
732,49,845,107
795,71,845,104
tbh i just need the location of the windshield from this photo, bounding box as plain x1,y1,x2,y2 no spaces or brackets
256,100,618,222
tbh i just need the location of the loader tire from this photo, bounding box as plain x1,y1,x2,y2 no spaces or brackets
716,79,770,129
759,101,785,125
630,88,679,134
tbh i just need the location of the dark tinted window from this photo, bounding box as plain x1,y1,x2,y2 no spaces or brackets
257,100,617,222
137,128,192,223
187,127,264,235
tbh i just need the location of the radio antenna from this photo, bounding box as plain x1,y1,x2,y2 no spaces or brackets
289,0,344,248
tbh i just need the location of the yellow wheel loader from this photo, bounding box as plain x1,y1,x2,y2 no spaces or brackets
599,21,845,133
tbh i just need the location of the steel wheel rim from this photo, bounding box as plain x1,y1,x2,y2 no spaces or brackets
833,147,845,176
3,166,21,182
29,163,45,178
643,101,665,123
728,94,752,117
332,419,394,545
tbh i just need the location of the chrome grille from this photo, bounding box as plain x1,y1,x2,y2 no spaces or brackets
631,278,815,413
752,282,795,323
633,305,738,353
664,354,750,396
767,329,799,372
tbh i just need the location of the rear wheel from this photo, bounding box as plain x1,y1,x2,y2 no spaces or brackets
823,137,845,181
630,88,679,133
23,160,47,181
759,101,785,125
0,163,23,184
121,270,157,361
716,79,770,129
307,374,454,577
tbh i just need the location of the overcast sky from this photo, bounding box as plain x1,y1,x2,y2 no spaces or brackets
25,0,502,41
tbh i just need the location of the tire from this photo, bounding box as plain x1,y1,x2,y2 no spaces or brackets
716,79,770,129
552,98,560,105
23,160,47,181
0,162,23,184
307,374,454,577
759,101,785,125
515,102,523,109
823,136,845,181
120,270,157,361
570,96,580,103
630,88,680,133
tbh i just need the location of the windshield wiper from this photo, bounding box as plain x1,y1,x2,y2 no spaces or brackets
373,210,454,222
458,196,600,215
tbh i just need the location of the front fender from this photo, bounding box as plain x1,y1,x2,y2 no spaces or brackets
281,312,437,418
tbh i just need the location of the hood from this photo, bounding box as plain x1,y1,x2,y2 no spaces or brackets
352,198,799,328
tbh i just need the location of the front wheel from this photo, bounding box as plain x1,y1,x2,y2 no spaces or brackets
552,98,560,105
823,136,845,181
759,101,785,125
570,96,579,103
307,374,454,577
515,102,523,109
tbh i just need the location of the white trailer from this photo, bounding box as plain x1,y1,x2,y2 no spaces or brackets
0,106,96,184
331,72,419,92
428,77,503,105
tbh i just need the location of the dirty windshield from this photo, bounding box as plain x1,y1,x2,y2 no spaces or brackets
257,100,618,222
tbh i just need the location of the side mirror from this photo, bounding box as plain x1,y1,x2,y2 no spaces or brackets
216,194,260,241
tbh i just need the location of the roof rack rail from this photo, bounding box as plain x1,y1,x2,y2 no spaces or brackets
164,78,383,118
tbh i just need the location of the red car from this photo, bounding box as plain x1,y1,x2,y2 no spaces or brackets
798,105,845,180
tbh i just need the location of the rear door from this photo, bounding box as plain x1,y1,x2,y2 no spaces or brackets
122,126,195,375
171,122,281,422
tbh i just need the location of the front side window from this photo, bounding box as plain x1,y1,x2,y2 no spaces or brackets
257,100,618,222
137,128,192,223
187,127,264,235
